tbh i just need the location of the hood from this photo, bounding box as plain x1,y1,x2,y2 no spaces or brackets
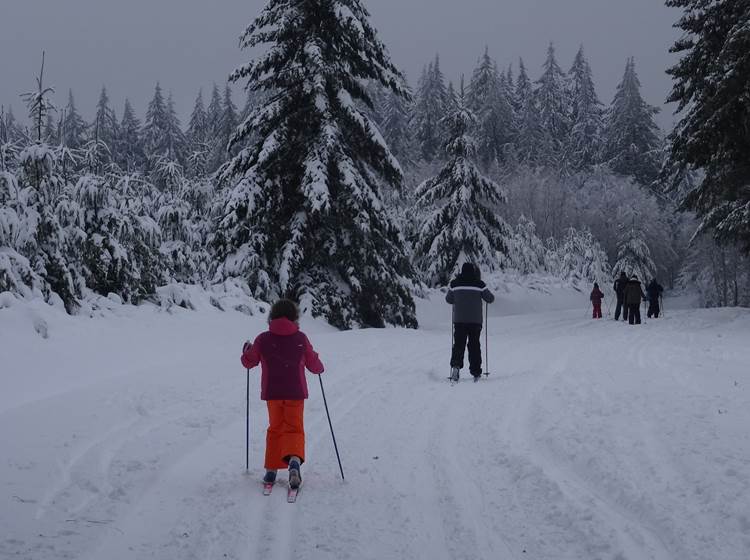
269,317,299,336
460,262,477,279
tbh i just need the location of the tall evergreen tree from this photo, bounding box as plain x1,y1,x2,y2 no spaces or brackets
214,84,239,169
142,83,169,167
665,0,750,249
413,55,449,162
216,0,417,328
117,99,143,172
205,83,223,171
567,46,605,171
535,43,572,165
382,84,416,168
94,86,119,159
514,59,545,166
165,92,187,164
414,91,510,286
61,90,88,150
602,58,662,186
187,90,210,176
466,48,505,169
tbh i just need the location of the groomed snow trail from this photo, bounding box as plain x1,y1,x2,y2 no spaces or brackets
1,297,749,559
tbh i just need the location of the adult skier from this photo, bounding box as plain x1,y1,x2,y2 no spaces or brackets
624,275,647,325
241,299,324,492
590,282,604,319
646,278,664,318
613,271,628,321
446,263,495,381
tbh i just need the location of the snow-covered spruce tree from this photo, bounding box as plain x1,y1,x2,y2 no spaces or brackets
94,86,119,163
381,85,416,169
117,99,144,172
213,85,239,170
18,60,80,310
216,0,417,329
614,226,656,282
553,227,611,285
567,46,604,171
186,90,210,177
602,58,662,187
413,55,449,163
665,0,750,250
205,84,223,172
514,59,546,167
62,90,88,152
413,93,510,286
466,48,514,170
507,215,547,274
535,44,572,167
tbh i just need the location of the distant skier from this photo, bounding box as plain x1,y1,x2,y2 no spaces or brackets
624,275,647,325
241,299,324,490
445,263,495,381
590,282,604,319
613,271,628,321
646,278,664,318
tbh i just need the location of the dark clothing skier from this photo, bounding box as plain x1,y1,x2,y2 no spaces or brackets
624,276,647,325
446,263,495,379
590,283,604,319
613,272,628,321
646,279,664,318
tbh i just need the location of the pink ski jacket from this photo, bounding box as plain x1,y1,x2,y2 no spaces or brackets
241,318,324,400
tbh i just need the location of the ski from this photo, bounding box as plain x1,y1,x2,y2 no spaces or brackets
287,487,299,503
262,482,274,496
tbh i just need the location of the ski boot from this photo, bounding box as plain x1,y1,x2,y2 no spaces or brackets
288,459,302,490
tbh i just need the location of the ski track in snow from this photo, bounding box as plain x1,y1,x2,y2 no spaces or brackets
2,300,750,559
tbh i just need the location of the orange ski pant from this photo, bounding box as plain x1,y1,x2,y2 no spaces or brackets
265,400,305,470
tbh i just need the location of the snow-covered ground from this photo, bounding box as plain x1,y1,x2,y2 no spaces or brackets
1,288,749,560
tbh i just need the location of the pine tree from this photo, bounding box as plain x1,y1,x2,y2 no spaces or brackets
142,83,169,167
614,226,656,282
165,92,187,164
567,46,604,171
94,86,119,161
186,90,210,177
214,84,239,169
414,91,510,286
535,43,572,165
62,90,88,150
514,59,545,166
413,55,449,162
602,58,662,186
118,99,143,172
206,83,223,171
467,48,504,169
665,0,750,250
382,84,416,168
19,59,80,310
216,0,417,328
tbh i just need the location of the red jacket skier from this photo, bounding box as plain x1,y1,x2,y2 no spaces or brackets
590,283,604,319
241,299,324,489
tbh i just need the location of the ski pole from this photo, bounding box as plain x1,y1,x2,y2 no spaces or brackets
318,375,344,481
484,301,490,377
246,368,250,471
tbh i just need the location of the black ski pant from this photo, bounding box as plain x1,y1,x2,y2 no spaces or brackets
614,297,625,320
647,300,660,318
627,304,641,325
451,323,482,376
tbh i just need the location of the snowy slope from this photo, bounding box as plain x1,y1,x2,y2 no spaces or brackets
1,291,749,560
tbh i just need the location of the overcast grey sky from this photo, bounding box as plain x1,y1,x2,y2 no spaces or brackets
0,0,681,130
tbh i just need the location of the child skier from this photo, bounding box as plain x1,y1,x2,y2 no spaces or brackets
241,299,324,490
445,263,495,381
590,282,604,319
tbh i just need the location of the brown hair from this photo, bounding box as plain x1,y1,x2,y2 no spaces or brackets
269,299,299,322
